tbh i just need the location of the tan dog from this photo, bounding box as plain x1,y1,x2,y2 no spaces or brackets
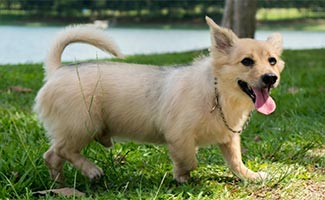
34,17,284,183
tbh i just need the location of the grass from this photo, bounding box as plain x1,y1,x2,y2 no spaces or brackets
0,49,324,199
256,8,325,31
256,8,325,21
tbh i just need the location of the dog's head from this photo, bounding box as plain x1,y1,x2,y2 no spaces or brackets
206,16,285,115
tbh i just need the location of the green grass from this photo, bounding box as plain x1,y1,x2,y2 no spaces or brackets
256,8,325,31
0,49,324,199
257,8,325,21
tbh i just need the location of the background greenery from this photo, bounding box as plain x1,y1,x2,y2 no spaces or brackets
0,0,324,26
0,49,324,199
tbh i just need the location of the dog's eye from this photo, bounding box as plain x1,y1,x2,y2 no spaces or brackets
241,57,254,67
268,57,277,66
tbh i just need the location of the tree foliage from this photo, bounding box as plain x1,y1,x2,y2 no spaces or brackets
1,0,323,14
0,0,323,22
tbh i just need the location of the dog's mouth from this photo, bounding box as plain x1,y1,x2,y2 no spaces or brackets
238,80,256,103
237,80,276,115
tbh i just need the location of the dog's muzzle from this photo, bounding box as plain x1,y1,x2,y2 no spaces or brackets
238,73,278,115
238,73,278,103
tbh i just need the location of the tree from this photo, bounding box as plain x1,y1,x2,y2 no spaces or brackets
221,0,258,38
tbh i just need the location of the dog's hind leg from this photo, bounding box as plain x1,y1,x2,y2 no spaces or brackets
53,132,104,180
167,135,197,183
219,134,267,181
44,147,65,182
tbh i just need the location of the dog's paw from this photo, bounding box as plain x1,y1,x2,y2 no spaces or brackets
253,171,268,181
49,169,65,183
174,173,191,183
85,166,104,180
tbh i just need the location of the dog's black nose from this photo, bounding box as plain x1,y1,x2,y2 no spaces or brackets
262,73,278,86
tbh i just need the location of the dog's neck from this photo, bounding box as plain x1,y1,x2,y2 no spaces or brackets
210,76,253,134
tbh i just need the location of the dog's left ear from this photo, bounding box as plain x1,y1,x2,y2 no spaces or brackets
267,33,283,55
205,16,238,54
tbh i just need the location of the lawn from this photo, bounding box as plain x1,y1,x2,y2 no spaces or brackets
0,49,324,199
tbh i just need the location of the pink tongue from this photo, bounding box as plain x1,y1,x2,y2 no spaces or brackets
253,88,276,115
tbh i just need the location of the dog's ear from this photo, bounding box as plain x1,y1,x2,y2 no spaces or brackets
205,16,238,54
267,33,283,55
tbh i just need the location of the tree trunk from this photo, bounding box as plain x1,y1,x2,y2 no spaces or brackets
221,0,234,29
221,0,258,38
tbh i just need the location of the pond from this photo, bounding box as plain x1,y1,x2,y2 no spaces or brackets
0,25,324,64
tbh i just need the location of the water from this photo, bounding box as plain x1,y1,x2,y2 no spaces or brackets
0,25,324,64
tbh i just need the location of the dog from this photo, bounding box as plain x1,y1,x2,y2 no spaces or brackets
34,16,285,183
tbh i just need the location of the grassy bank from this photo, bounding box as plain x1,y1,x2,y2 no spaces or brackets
0,49,324,199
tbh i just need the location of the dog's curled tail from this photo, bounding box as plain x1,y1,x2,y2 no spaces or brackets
45,25,123,79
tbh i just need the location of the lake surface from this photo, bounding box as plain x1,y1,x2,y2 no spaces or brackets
1,26,325,64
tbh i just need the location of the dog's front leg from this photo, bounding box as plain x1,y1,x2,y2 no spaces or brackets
167,136,197,183
219,134,267,181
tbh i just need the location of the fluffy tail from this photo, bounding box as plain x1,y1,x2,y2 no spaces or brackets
45,25,123,78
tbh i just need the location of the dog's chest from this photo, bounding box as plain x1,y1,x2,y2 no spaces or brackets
194,116,234,146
